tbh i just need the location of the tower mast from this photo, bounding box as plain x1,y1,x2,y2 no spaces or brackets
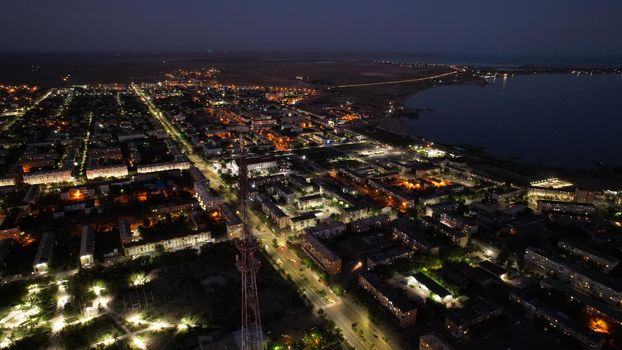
236,132,264,350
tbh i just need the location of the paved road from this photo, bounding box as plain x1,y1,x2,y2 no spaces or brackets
131,84,223,187
1,89,53,131
253,224,399,350
132,85,399,350
328,70,457,89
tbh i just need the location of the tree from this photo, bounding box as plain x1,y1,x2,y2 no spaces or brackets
155,244,165,255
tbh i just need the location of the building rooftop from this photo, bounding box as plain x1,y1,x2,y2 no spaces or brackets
478,260,508,277
447,300,502,327
412,272,451,298
235,155,277,167
291,212,317,222
527,247,622,292
360,272,417,313
301,233,340,262
80,226,95,256
33,232,55,266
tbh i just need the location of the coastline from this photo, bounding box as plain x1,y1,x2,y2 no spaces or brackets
352,116,622,189
356,68,622,188
2,53,620,188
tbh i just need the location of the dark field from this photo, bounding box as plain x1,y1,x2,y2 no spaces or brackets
0,52,472,115
0,53,202,85
0,52,438,86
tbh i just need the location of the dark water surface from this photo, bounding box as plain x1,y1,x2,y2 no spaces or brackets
404,74,622,169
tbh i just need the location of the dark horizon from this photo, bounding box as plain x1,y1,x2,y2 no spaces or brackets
2,50,622,68
2,0,622,55
3,50,622,57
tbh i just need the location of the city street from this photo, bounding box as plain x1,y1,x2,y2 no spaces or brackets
133,85,399,350
1,89,53,131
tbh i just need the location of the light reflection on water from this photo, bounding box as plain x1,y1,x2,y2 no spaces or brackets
404,74,622,169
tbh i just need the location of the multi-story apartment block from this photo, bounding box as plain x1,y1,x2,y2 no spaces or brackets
23,169,74,185
79,226,95,268
359,272,417,328
419,334,454,350
301,233,341,275
194,180,222,210
558,240,619,273
33,232,55,274
445,301,503,338
510,294,604,350
86,164,129,180
420,216,468,248
137,160,191,174
538,200,597,216
524,248,622,306
123,231,212,257
258,194,289,230
304,221,346,239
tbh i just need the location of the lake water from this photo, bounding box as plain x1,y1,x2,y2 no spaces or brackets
404,74,622,169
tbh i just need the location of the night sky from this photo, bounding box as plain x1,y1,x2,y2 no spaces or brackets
1,0,621,54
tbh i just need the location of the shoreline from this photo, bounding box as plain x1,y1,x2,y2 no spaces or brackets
353,117,622,189
2,54,619,188
379,72,622,178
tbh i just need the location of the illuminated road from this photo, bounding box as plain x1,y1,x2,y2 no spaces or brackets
1,89,53,131
132,84,399,350
328,70,457,89
130,84,221,186
253,223,400,350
